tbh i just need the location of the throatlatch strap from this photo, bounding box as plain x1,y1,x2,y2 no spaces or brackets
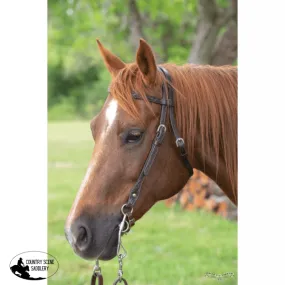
158,66,194,177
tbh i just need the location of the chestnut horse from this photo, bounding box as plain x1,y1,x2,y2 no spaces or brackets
65,39,237,261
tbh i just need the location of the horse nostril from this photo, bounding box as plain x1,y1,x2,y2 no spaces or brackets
77,227,88,247
68,222,91,252
75,226,89,251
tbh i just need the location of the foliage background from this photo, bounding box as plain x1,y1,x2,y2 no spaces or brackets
48,0,237,120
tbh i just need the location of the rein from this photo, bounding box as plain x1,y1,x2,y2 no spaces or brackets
90,66,193,284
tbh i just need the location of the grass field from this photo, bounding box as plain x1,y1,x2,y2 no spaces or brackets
48,121,237,285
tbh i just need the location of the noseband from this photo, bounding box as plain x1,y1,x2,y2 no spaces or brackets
91,66,193,285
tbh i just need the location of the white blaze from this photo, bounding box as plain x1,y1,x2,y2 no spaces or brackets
105,99,118,129
68,166,93,219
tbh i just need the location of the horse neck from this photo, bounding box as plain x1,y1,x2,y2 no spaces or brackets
172,64,237,205
192,141,237,205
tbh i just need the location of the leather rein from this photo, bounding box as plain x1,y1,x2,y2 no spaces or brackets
91,66,193,285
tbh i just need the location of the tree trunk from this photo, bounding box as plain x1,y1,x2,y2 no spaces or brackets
128,0,145,51
189,20,220,64
127,0,164,63
211,0,237,65
211,20,237,65
188,0,220,64
189,0,237,66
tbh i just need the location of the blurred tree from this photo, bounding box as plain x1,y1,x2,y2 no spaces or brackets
128,0,145,51
48,61,99,113
48,0,237,119
188,0,237,65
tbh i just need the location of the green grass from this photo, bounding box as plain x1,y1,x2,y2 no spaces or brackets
48,121,237,285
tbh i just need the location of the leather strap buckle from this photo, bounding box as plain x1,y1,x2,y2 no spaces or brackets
154,124,167,146
176,138,185,147
157,124,167,133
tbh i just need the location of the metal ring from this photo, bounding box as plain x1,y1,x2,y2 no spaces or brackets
157,124,166,133
121,204,133,215
176,137,185,147
121,220,130,233
93,260,101,274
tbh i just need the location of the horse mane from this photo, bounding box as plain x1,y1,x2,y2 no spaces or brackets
109,63,237,201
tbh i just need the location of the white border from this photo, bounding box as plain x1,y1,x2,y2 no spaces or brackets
0,1,47,283
239,0,285,284
0,0,285,284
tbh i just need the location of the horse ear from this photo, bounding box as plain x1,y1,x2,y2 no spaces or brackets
96,39,126,76
136,39,157,85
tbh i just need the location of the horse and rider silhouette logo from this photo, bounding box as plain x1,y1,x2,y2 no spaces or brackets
10,257,45,280
10,251,59,280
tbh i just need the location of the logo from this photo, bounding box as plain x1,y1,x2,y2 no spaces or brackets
9,251,59,280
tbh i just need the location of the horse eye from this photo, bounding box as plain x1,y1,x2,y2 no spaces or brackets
125,129,144,144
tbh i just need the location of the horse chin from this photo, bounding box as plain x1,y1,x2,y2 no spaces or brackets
73,229,118,261
97,244,118,261
73,246,117,261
